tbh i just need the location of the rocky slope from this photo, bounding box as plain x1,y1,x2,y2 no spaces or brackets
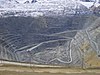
0,0,100,67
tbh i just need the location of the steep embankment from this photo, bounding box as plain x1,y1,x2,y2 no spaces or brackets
71,15,100,68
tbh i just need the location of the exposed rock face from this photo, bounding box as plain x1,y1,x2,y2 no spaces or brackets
31,0,37,3
70,16,100,68
0,0,100,67
0,15,87,66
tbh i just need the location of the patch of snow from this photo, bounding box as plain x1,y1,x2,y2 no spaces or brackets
79,2,94,8
78,1,100,8
0,0,95,17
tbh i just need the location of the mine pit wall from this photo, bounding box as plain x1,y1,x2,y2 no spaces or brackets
71,15,100,68
0,15,100,68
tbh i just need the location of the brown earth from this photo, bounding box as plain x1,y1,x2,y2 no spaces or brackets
0,64,100,75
